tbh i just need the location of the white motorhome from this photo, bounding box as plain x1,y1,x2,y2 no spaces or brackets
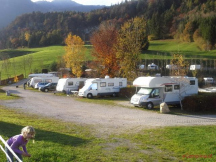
139,65,145,70
56,78,87,93
130,76,198,109
78,77,127,98
147,63,158,70
203,77,214,85
166,64,178,70
190,65,201,70
29,76,59,88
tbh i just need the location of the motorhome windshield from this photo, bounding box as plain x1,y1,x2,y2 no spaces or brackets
137,88,153,95
82,82,93,90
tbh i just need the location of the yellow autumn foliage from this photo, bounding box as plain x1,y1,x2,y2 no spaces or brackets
64,33,85,77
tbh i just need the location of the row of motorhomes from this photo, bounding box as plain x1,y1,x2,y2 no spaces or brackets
27,73,199,109
139,63,202,70
27,74,127,98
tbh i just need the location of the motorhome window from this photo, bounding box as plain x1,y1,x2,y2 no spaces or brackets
119,82,123,86
68,82,73,86
108,83,114,86
174,85,180,90
100,82,106,87
151,89,159,97
190,80,195,85
35,79,42,83
45,79,52,83
165,85,172,92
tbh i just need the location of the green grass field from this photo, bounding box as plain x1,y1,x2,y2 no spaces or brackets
0,104,215,161
141,39,216,60
0,39,216,80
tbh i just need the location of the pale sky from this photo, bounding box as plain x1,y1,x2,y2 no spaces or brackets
31,0,126,6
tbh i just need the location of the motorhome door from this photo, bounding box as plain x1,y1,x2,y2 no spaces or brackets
149,88,162,106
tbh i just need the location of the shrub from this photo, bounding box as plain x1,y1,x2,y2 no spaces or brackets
119,87,137,98
182,93,216,112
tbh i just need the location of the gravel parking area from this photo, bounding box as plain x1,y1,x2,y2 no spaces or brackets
1,80,216,135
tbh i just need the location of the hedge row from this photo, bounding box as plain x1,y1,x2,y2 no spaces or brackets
119,87,137,98
0,74,24,85
182,93,216,112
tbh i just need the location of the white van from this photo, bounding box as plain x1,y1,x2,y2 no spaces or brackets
29,76,59,88
56,78,87,93
78,77,127,98
190,65,201,70
130,76,198,109
147,63,158,70
203,77,214,85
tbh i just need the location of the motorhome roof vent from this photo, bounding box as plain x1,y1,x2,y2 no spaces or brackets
105,75,110,79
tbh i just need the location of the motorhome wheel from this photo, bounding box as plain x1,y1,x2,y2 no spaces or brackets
112,93,117,97
146,102,154,109
87,93,93,99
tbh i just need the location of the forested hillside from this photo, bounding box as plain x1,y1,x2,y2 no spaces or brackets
0,0,216,51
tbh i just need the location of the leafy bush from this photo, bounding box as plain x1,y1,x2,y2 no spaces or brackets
119,87,136,98
182,93,216,112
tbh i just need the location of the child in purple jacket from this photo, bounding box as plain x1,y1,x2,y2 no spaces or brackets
5,126,36,162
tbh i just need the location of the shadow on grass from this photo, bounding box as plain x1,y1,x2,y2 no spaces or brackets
0,122,88,147
0,50,35,59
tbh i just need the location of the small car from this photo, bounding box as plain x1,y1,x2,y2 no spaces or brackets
34,82,49,89
40,83,57,92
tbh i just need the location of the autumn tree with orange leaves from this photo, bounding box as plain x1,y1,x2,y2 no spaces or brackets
64,33,86,77
90,20,120,78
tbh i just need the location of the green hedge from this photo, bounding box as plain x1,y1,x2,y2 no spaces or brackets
182,93,216,112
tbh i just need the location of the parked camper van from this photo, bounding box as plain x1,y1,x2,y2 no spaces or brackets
56,78,87,93
78,77,127,98
147,63,158,70
190,65,201,70
130,76,198,109
203,77,214,85
29,76,59,88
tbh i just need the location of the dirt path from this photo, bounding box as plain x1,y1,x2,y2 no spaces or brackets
1,80,216,134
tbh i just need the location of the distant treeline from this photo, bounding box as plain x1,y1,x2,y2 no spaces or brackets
0,0,216,50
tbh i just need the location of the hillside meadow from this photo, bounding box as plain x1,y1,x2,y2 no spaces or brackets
0,39,216,80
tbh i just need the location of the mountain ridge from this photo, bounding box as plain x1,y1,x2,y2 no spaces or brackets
0,0,106,29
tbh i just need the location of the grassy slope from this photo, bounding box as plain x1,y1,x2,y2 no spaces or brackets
0,39,216,80
0,45,93,80
0,46,65,79
142,39,216,60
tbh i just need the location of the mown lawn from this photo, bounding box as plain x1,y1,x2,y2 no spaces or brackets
0,88,216,161
0,106,215,162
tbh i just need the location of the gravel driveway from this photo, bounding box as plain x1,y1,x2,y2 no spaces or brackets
1,79,216,134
